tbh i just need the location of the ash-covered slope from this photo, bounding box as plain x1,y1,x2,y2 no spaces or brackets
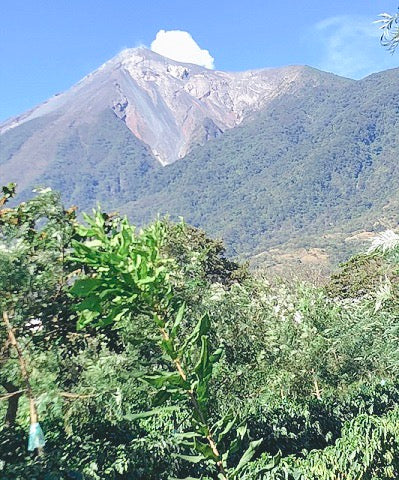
1,47,342,167
0,47,350,206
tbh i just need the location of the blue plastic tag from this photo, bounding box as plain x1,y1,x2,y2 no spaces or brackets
28,422,45,451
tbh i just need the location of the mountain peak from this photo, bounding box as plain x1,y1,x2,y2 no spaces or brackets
116,46,168,63
0,50,352,169
103,46,207,75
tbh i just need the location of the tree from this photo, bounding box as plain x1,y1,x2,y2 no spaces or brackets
0,185,77,459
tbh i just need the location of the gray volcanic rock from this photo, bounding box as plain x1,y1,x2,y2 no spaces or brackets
0,47,346,182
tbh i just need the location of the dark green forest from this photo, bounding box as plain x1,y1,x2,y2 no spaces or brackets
2,184,399,479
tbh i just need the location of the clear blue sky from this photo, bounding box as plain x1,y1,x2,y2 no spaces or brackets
1,0,398,121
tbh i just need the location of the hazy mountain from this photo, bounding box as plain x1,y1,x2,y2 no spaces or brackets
2,47,399,269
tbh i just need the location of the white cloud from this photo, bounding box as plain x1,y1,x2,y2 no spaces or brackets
150,30,215,69
313,15,398,79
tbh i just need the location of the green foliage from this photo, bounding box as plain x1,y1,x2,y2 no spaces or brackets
69,210,260,479
243,405,399,479
0,186,79,345
3,188,399,478
70,211,173,329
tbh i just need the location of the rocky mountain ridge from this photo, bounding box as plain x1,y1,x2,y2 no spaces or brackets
0,47,348,167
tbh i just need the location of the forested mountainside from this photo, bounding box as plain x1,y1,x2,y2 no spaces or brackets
1,47,399,268
122,67,399,267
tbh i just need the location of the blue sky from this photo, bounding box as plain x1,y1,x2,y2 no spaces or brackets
1,0,398,121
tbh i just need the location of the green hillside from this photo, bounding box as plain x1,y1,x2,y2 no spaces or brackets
38,110,160,207
0,109,159,207
121,68,399,267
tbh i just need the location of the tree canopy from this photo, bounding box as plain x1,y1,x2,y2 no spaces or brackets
2,187,399,478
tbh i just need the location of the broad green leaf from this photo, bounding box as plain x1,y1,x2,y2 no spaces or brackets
217,417,236,442
171,303,185,337
70,277,101,297
233,438,263,473
172,453,206,465
152,389,171,407
194,439,219,462
229,438,241,456
77,309,100,330
209,347,223,365
236,424,248,440
161,337,178,360
183,314,211,350
75,295,102,313
137,275,156,286
174,431,201,440
195,379,209,407
143,371,184,388
194,336,209,378
153,313,166,328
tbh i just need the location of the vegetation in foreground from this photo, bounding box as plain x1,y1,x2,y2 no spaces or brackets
2,184,399,479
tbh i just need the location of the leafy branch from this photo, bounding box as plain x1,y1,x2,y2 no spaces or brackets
376,11,399,52
70,211,261,479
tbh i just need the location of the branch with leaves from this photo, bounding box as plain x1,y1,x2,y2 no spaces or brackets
377,10,399,52
1,311,45,454
70,211,262,479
